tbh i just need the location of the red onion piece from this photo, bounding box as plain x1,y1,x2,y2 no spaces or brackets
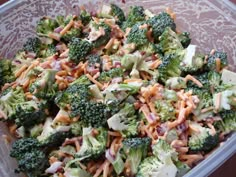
112,77,123,84
113,61,121,68
54,26,63,33
26,52,36,59
105,149,116,163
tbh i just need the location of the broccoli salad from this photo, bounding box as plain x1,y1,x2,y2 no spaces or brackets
0,3,235,177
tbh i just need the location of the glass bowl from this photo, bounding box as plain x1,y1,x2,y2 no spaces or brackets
0,0,235,176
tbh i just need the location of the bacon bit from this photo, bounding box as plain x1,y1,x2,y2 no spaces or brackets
185,75,203,88
180,154,204,167
86,73,103,89
150,59,162,69
215,58,221,72
60,20,74,36
48,32,61,41
105,38,115,49
214,92,222,112
15,64,28,78
108,131,122,137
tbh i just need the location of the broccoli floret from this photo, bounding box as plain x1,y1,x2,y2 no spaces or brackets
159,27,183,55
188,122,219,152
213,89,236,111
107,103,138,137
62,28,82,43
137,156,178,177
138,43,160,56
126,22,149,48
79,9,92,26
0,59,16,88
122,137,151,176
71,121,83,136
68,37,92,63
87,54,101,67
166,77,187,90
70,75,92,86
122,6,145,29
29,69,58,100
163,89,178,102
180,45,205,74
106,150,125,175
206,50,228,71
10,138,49,177
155,100,176,122
36,17,59,37
75,127,107,161
175,160,191,177
147,12,176,42
99,4,125,26
55,82,91,110
40,43,57,58
158,53,183,83
137,139,179,177
0,87,25,120
71,100,108,127
152,139,178,162
178,32,191,48
64,167,91,177
23,37,42,56
37,117,71,148
214,110,236,134
98,68,123,83
89,22,111,48
12,100,47,128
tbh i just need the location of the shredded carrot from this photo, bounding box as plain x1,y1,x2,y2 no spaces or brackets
180,154,204,167
103,161,110,177
15,64,28,78
93,160,109,177
185,75,203,88
215,92,222,112
210,49,215,55
150,59,162,69
61,62,71,72
215,58,221,72
60,20,74,36
60,49,69,58
201,106,214,113
105,38,115,49
86,73,103,89
124,78,142,83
